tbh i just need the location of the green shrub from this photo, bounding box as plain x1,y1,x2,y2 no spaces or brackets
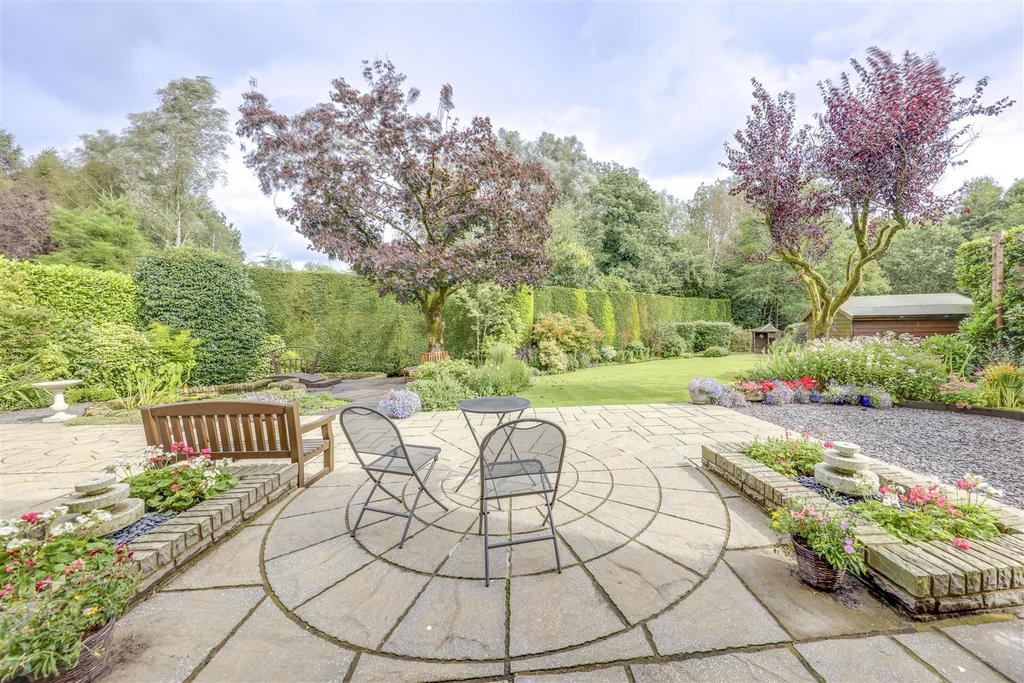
620,340,649,363
409,375,473,411
956,226,1023,356
537,339,568,373
487,342,516,365
744,334,946,400
533,313,603,358
411,359,475,385
730,326,751,353
677,320,732,352
650,323,682,357
746,438,824,478
921,334,976,375
136,249,267,385
470,359,530,396
700,346,729,358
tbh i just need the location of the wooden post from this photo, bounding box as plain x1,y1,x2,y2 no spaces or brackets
992,231,1006,332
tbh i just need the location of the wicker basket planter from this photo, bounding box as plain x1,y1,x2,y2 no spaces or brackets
792,535,845,591
33,619,117,683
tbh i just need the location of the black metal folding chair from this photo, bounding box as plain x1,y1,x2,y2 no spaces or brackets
479,418,567,585
339,406,448,548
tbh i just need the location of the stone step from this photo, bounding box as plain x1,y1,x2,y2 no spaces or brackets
62,482,130,513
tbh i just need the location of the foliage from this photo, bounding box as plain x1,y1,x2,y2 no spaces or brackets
770,501,867,576
408,355,530,411
407,374,473,412
378,389,422,419
850,479,1002,545
619,340,649,363
878,223,963,294
688,377,723,400
38,196,149,272
745,437,824,478
744,333,946,400
700,346,729,358
955,226,1023,357
239,60,558,352
981,363,1024,409
447,284,530,365
135,249,267,385
116,444,238,513
548,240,600,289
107,364,184,410
0,510,138,682
0,182,52,260
949,177,1024,240
533,313,603,360
650,323,689,357
725,48,1011,338
1,256,139,327
677,320,732,352
730,326,751,353
536,339,568,373
921,334,976,376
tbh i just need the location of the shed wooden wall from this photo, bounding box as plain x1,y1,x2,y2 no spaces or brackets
851,316,964,338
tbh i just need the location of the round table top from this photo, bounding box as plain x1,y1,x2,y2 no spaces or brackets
458,396,531,414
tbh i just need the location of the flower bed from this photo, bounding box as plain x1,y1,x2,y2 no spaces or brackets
0,511,139,681
702,441,1024,616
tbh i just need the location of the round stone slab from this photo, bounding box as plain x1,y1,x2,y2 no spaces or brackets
823,451,872,473
87,497,145,536
813,462,879,496
75,473,117,494
63,482,130,513
832,442,861,457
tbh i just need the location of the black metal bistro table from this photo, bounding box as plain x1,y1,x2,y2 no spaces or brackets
453,396,532,494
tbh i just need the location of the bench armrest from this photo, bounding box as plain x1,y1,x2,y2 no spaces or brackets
300,413,336,433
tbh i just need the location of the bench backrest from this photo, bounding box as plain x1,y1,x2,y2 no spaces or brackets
141,400,301,460
269,347,321,375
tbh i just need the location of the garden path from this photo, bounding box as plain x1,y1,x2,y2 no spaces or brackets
2,407,1021,681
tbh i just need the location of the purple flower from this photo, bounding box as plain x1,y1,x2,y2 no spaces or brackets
839,522,848,531
378,389,422,419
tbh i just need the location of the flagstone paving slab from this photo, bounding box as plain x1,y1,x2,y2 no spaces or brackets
7,407,1022,681
517,668,630,682
894,631,1008,683
646,564,789,654
99,587,263,683
796,635,942,683
193,600,353,682
630,647,816,682
724,547,908,639
941,619,1024,681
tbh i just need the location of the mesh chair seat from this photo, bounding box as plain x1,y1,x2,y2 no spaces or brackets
482,459,553,499
365,445,441,474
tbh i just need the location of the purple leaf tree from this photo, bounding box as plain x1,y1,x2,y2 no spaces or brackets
725,48,1012,338
237,60,557,353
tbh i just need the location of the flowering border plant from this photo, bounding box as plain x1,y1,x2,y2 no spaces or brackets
770,500,867,576
850,474,1002,550
378,388,422,419
108,443,238,514
745,435,824,478
0,510,138,681
687,377,723,401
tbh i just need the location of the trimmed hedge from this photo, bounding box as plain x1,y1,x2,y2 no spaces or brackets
136,250,267,385
534,286,729,347
0,257,138,326
677,321,733,352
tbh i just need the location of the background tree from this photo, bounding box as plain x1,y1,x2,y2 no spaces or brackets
726,48,1012,337
122,76,231,249
0,184,52,260
238,60,557,352
0,129,25,178
251,250,293,270
879,223,963,293
38,196,149,272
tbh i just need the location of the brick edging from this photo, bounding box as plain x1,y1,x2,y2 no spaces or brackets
127,462,299,592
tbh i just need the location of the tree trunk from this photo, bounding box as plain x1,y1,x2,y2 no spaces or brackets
421,289,448,353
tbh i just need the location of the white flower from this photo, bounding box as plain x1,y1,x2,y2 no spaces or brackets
51,505,69,516
881,492,902,508
89,510,113,522
0,526,19,538
6,537,32,551
39,510,56,521
50,522,77,537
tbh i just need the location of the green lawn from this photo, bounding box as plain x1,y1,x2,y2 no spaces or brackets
521,355,761,407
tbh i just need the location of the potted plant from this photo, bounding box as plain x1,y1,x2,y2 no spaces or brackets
0,509,139,682
688,377,722,405
739,381,764,402
770,501,866,591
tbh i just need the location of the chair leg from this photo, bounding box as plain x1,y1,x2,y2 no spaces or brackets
399,462,435,548
482,507,491,587
543,490,561,574
418,459,449,512
351,476,381,539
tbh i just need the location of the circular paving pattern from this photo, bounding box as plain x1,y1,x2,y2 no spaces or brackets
261,427,730,665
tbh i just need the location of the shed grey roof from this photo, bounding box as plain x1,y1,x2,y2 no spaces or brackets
751,322,780,333
837,293,973,318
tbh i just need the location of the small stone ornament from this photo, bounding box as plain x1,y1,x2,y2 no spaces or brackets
56,473,144,536
813,441,880,497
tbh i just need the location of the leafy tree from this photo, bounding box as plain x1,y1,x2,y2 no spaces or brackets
0,129,24,178
548,240,600,289
879,222,963,294
38,196,149,272
687,179,746,272
238,60,557,353
251,250,294,270
73,130,128,199
725,47,1012,338
122,76,231,249
22,150,93,208
949,177,1024,239
0,184,52,260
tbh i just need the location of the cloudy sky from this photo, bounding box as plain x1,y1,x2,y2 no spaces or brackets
3,1,1022,266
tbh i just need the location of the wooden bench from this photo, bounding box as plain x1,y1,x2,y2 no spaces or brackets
141,400,334,487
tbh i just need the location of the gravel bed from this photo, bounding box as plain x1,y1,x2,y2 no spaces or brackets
737,403,1024,508
0,403,89,424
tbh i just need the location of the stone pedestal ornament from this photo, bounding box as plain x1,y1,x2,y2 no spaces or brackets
30,379,82,423
813,441,880,497
56,473,145,536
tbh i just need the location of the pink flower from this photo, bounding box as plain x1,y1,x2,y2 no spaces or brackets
951,538,970,552
840,522,849,531
34,576,53,592
823,440,834,448
20,512,40,524
0,584,14,598
955,479,975,491
170,483,180,492
63,558,85,576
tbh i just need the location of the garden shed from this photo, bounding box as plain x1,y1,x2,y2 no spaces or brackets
750,322,781,353
811,293,973,338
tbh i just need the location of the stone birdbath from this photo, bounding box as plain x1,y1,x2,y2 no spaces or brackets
30,379,82,423
813,441,880,497
57,473,144,536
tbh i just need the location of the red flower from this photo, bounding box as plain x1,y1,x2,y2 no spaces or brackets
170,483,180,492
34,576,53,592
63,558,85,576
823,440,834,448
951,538,970,552
171,470,181,478
20,512,40,524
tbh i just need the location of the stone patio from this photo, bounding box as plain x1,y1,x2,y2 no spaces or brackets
2,405,1022,681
